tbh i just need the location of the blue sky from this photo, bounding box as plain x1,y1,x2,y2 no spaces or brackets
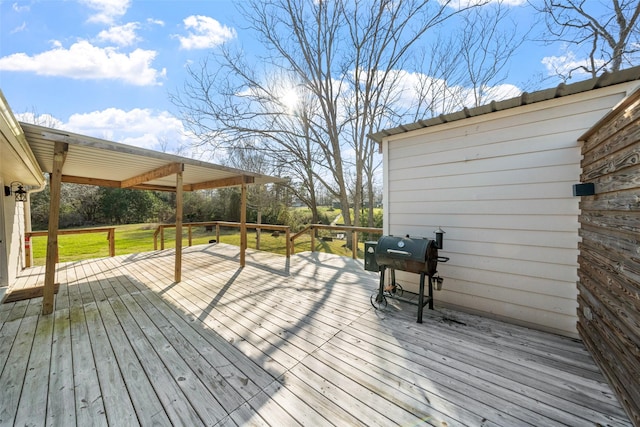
0,0,602,157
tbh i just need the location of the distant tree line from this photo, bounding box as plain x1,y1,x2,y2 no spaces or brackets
29,178,292,231
29,175,379,232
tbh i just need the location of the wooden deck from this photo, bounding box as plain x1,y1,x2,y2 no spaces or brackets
0,243,631,426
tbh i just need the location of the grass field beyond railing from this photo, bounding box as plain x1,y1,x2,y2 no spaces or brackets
29,223,368,266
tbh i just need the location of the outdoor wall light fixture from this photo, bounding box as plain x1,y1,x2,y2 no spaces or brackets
4,182,28,202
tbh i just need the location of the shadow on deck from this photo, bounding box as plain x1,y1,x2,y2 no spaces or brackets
0,243,632,426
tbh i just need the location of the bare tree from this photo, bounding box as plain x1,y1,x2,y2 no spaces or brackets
172,58,327,224
395,1,525,120
457,2,526,107
223,145,279,248
532,0,640,79
17,108,61,128
174,0,479,248
407,38,467,121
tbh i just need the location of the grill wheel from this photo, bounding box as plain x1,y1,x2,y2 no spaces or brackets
370,293,388,310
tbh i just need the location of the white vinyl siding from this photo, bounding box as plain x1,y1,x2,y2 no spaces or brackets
0,187,24,288
382,83,639,338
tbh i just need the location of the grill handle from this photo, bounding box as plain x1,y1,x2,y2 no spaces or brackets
386,249,412,256
437,256,450,262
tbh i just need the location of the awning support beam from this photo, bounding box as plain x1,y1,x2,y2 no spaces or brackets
121,162,184,188
175,168,183,282
43,141,68,315
185,175,255,191
240,182,247,267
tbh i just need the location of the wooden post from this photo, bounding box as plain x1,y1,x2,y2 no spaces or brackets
285,228,290,258
310,226,315,252
175,167,184,282
240,182,247,267
352,231,358,259
160,226,165,250
188,225,192,247
108,228,115,257
216,224,220,243
24,234,31,268
24,195,32,268
43,141,67,315
290,235,296,255
256,210,261,250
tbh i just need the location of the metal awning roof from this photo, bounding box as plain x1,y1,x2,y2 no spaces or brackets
20,122,283,191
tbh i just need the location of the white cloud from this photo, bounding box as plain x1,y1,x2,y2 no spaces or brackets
372,69,521,115
12,2,30,12
176,15,236,50
0,40,166,86
18,108,198,155
11,22,27,34
15,112,65,129
475,83,521,103
66,108,198,154
97,22,140,46
541,50,604,80
147,18,165,26
80,0,130,24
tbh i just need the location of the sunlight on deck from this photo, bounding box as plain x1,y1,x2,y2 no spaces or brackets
0,243,632,426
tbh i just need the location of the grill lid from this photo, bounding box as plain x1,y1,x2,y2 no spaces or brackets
375,235,438,275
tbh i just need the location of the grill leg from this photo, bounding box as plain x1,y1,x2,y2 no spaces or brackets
376,266,386,303
428,274,434,310
417,272,425,323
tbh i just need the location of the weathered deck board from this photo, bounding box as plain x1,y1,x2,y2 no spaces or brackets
108,295,204,426
0,243,633,426
227,401,270,427
104,258,276,395
68,287,108,426
83,300,139,426
0,307,39,425
46,308,76,427
349,314,623,420
13,312,54,426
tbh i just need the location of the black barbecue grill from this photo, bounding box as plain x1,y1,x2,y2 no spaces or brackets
370,230,449,323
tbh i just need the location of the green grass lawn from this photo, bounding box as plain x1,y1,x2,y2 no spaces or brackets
30,223,369,265
292,206,382,226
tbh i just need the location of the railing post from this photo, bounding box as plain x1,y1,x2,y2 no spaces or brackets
160,225,165,250
216,224,220,243
310,225,315,252
285,228,291,258
153,228,158,250
108,228,115,257
352,230,358,259
25,234,32,268
188,224,192,247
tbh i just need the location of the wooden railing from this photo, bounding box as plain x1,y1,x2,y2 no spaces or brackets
290,224,383,259
25,227,116,267
154,221,292,257
154,221,383,260
25,222,382,268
